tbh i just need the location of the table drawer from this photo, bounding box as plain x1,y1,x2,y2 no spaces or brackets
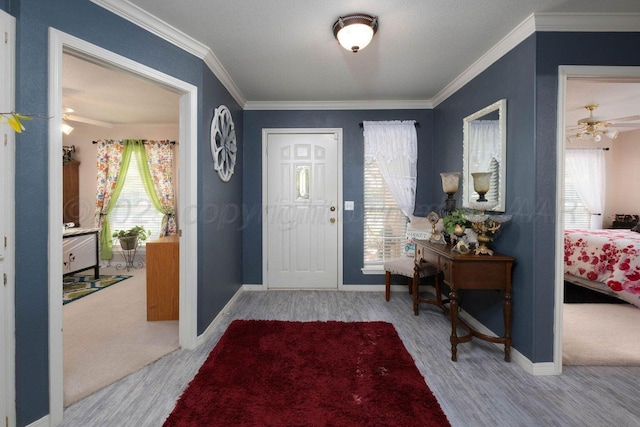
415,245,450,282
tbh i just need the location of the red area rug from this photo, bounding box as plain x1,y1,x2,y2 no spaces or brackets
164,320,450,426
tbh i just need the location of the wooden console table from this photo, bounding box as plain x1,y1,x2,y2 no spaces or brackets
413,239,515,362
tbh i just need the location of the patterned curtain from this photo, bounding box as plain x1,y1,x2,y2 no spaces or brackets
94,140,133,260
142,140,177,236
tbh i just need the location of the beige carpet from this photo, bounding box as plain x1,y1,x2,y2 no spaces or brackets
563,303,640,365
63,266,179,407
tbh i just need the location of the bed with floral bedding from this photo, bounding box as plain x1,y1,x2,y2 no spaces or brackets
564,228,640,308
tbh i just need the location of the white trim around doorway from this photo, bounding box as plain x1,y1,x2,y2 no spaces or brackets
48,29,198,425
554,65,640,375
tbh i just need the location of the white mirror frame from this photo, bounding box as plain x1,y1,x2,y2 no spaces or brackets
462,99,507,212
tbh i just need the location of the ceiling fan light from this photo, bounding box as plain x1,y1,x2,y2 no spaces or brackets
579,131,592,140
605,129,620,139
61,121,74,135
593,134,602,143
333,14,378,53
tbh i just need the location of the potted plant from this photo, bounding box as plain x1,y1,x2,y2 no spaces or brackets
112,225,148,250
443,208,469,238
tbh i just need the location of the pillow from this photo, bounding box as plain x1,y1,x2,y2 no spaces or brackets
409,215,430,230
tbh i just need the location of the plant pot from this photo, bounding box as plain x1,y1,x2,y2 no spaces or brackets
119,236,138,250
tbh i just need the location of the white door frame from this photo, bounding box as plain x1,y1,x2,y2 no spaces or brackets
554,65,640,375
48,29,198,425
1,9,16,427
261,128,343,290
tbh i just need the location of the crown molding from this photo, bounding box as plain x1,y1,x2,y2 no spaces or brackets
534,12,640,32
89,4,640,111
431,14,537,107
91,0,246,107
244,99,432,111
432,13,640,107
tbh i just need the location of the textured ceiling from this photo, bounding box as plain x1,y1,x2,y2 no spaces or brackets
63,0,640,126
123,0,640,103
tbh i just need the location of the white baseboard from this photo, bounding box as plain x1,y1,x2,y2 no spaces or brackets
196,287,243,347
25,415,49,427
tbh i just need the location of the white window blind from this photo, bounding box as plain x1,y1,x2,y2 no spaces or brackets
363,158,408,267
564,168,591,229
110,156,163,246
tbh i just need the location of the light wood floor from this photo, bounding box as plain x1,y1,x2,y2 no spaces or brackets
61,290,640,426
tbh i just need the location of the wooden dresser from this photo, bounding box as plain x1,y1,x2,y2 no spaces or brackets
413,239,515,362
146,235,179,321
63,160,80,226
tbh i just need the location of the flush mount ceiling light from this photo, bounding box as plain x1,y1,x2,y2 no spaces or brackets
332,13,378,53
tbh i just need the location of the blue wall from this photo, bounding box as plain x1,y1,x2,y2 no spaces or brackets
242,109,435,285
434,35,538,360
6,1,243,424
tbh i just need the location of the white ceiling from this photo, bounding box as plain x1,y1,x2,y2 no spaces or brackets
63,0,640,126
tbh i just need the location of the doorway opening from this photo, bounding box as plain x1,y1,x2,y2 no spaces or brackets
555,65,640,373
49,29,198,425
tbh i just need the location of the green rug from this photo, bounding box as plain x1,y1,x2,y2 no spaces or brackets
63,274,132,305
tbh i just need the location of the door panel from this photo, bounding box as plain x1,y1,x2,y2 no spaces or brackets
266,133,338,288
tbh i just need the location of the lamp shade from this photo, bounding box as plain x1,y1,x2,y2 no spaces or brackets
332,14,378,53
440,172,460,194
472,172,491,194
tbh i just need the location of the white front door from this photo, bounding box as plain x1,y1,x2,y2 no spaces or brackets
1,9,16,426
264,130,341,289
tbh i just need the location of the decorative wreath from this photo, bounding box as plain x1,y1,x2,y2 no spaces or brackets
210,105,237,182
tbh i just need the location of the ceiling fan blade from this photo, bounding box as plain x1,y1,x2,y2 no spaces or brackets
608,115,640,123
609,123,640,128
65,114,114,128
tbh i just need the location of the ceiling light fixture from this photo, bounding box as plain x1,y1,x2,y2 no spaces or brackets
332,13,378,53
575,104,619,142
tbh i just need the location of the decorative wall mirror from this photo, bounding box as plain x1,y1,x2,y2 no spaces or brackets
462,99,507,212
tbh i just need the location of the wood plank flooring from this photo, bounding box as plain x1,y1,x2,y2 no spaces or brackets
61,290,640,426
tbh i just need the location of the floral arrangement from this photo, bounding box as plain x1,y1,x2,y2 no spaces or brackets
1,112,32,133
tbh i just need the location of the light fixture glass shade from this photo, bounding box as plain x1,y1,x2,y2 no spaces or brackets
440,172,460,194
605,129,619,139
472,172,491,194
61,121,74,135
336,24,374,52
332,14,378,53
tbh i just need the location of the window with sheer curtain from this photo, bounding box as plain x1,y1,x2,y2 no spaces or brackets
565,149,605,229
363,159,409,267
362,120,417,269
109,156,163,246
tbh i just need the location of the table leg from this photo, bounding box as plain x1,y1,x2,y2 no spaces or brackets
413,262,420,315
449,289,459,362
503,289,512,362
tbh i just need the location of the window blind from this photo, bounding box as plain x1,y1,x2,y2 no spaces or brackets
110,156,163,246
363,159,408,266
564,169,591,229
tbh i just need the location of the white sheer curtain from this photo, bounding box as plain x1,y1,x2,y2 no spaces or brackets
469,120,501,172
565,149,605,229
363,120,417,218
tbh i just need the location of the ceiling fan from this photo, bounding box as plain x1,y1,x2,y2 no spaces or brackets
62,107,113,133
567,104,640,142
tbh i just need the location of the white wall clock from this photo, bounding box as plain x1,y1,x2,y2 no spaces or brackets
210,105,237,182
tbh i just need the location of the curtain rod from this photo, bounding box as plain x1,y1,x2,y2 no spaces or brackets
567,147,609,151
92,139,176,145
359,122,420,128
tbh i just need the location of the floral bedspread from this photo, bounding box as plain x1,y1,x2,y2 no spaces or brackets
564,229,640,308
